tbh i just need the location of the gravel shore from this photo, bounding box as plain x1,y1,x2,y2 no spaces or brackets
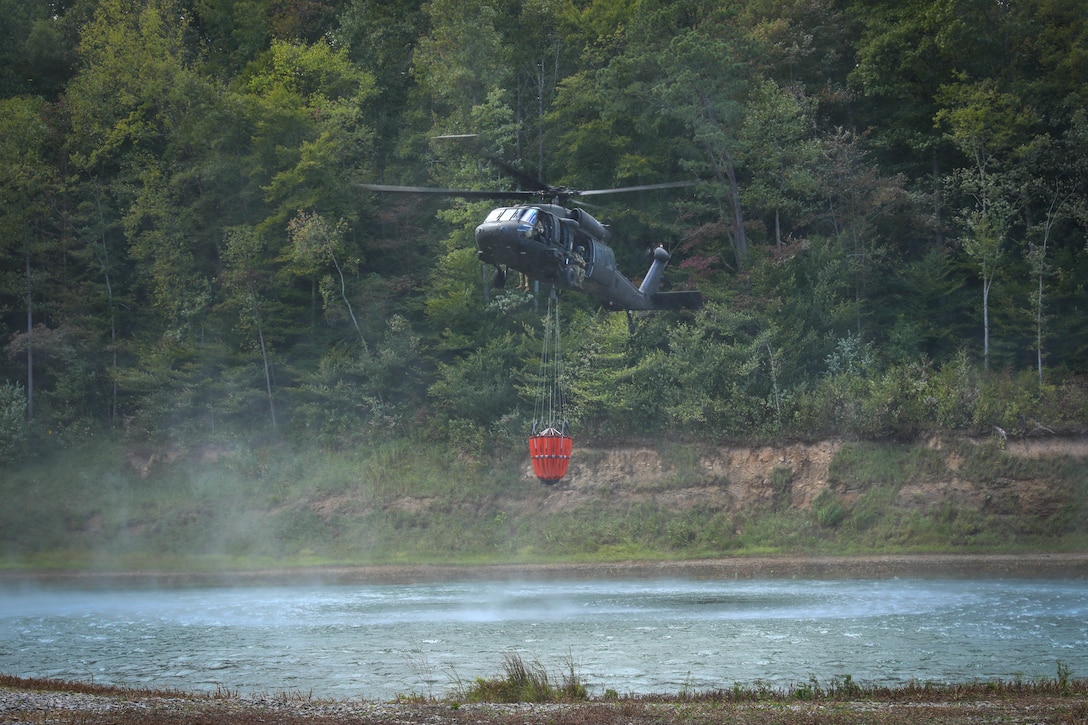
2,682,1086,724
4,552,1088,589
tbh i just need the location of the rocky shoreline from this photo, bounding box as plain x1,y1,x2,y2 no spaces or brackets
2,679,1086,725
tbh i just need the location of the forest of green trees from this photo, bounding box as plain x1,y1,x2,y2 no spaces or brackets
2,0,1087,461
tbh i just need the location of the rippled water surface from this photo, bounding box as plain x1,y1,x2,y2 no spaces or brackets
1,577,1085,699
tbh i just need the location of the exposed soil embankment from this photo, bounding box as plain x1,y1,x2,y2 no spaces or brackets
516,435,1088,519
88,432,1087,570
535,439,842,513
120,435,1088,529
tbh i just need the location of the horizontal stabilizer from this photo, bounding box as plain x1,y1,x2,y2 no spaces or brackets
650,291,703,310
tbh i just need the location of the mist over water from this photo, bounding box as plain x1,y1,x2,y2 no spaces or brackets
1,578,1085,700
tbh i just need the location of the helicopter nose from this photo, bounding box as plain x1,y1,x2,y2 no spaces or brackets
475,221,523,247
475,223,498,247
475,222,512,260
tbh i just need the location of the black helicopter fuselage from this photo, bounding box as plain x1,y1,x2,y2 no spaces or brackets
475,204,701,311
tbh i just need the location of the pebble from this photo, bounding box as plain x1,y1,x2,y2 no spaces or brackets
0,688,558,723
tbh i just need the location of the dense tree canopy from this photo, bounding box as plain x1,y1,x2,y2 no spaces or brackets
1,0,1086,459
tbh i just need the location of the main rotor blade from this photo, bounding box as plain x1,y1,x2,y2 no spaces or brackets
486,158,552,192
569,198,604,210
576,180,700,197
359,183,536,200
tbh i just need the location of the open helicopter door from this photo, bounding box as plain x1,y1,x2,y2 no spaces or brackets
529,290,572,484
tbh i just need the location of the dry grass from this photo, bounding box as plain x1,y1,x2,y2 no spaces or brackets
0,673,207,699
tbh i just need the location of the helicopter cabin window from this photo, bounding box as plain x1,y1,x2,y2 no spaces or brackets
561,221,574,251
590,240,614,275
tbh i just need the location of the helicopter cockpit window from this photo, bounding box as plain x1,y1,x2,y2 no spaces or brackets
516,208,543,240
485,207,538,223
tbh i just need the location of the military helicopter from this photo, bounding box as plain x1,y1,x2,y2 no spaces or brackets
360,160,703,311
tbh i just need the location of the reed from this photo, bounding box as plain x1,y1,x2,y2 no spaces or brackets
456,651,589,703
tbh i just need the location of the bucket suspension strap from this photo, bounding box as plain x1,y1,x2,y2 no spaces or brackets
530,289,572,484
533,289,567,434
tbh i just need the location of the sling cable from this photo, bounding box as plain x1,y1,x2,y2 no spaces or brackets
528,289,572,484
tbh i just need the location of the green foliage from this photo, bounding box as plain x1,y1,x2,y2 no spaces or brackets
428,332,524,431
0,1,73,98
245,38,376,227
290,315,425,445
739,79,821,246
2,0,1088,451
411,0,512,123
0,382,28,462
563,313,660,436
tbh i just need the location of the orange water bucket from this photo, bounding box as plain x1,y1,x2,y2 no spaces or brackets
528,429,573,484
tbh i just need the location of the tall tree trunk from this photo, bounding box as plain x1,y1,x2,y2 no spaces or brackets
257,322,277,433
94,188,119,425
24,249,33,422
723,150,748,270
328,250,367,353
248,282,277,433
1036,272,1043,386
982,275,992,372
1031,191,1065,390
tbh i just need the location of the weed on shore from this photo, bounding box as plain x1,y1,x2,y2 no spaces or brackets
5,660,1086,704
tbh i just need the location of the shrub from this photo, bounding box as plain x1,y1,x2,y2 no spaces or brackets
794,373,869,439
972,369,1040,433
931,349,979,429
864,360,934,439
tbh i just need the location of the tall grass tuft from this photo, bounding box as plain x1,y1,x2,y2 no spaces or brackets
459,651,588,703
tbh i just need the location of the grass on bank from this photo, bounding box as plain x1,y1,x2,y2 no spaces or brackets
3,659,1086,705
1,434,1086,571
454,652,589,703
450,654,1088,705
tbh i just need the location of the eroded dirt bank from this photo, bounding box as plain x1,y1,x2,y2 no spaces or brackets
528,435,1088,517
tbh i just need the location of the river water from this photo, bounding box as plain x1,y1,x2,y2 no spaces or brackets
1,577,1085,700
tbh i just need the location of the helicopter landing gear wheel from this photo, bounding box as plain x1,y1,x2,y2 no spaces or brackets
492,266,507,289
